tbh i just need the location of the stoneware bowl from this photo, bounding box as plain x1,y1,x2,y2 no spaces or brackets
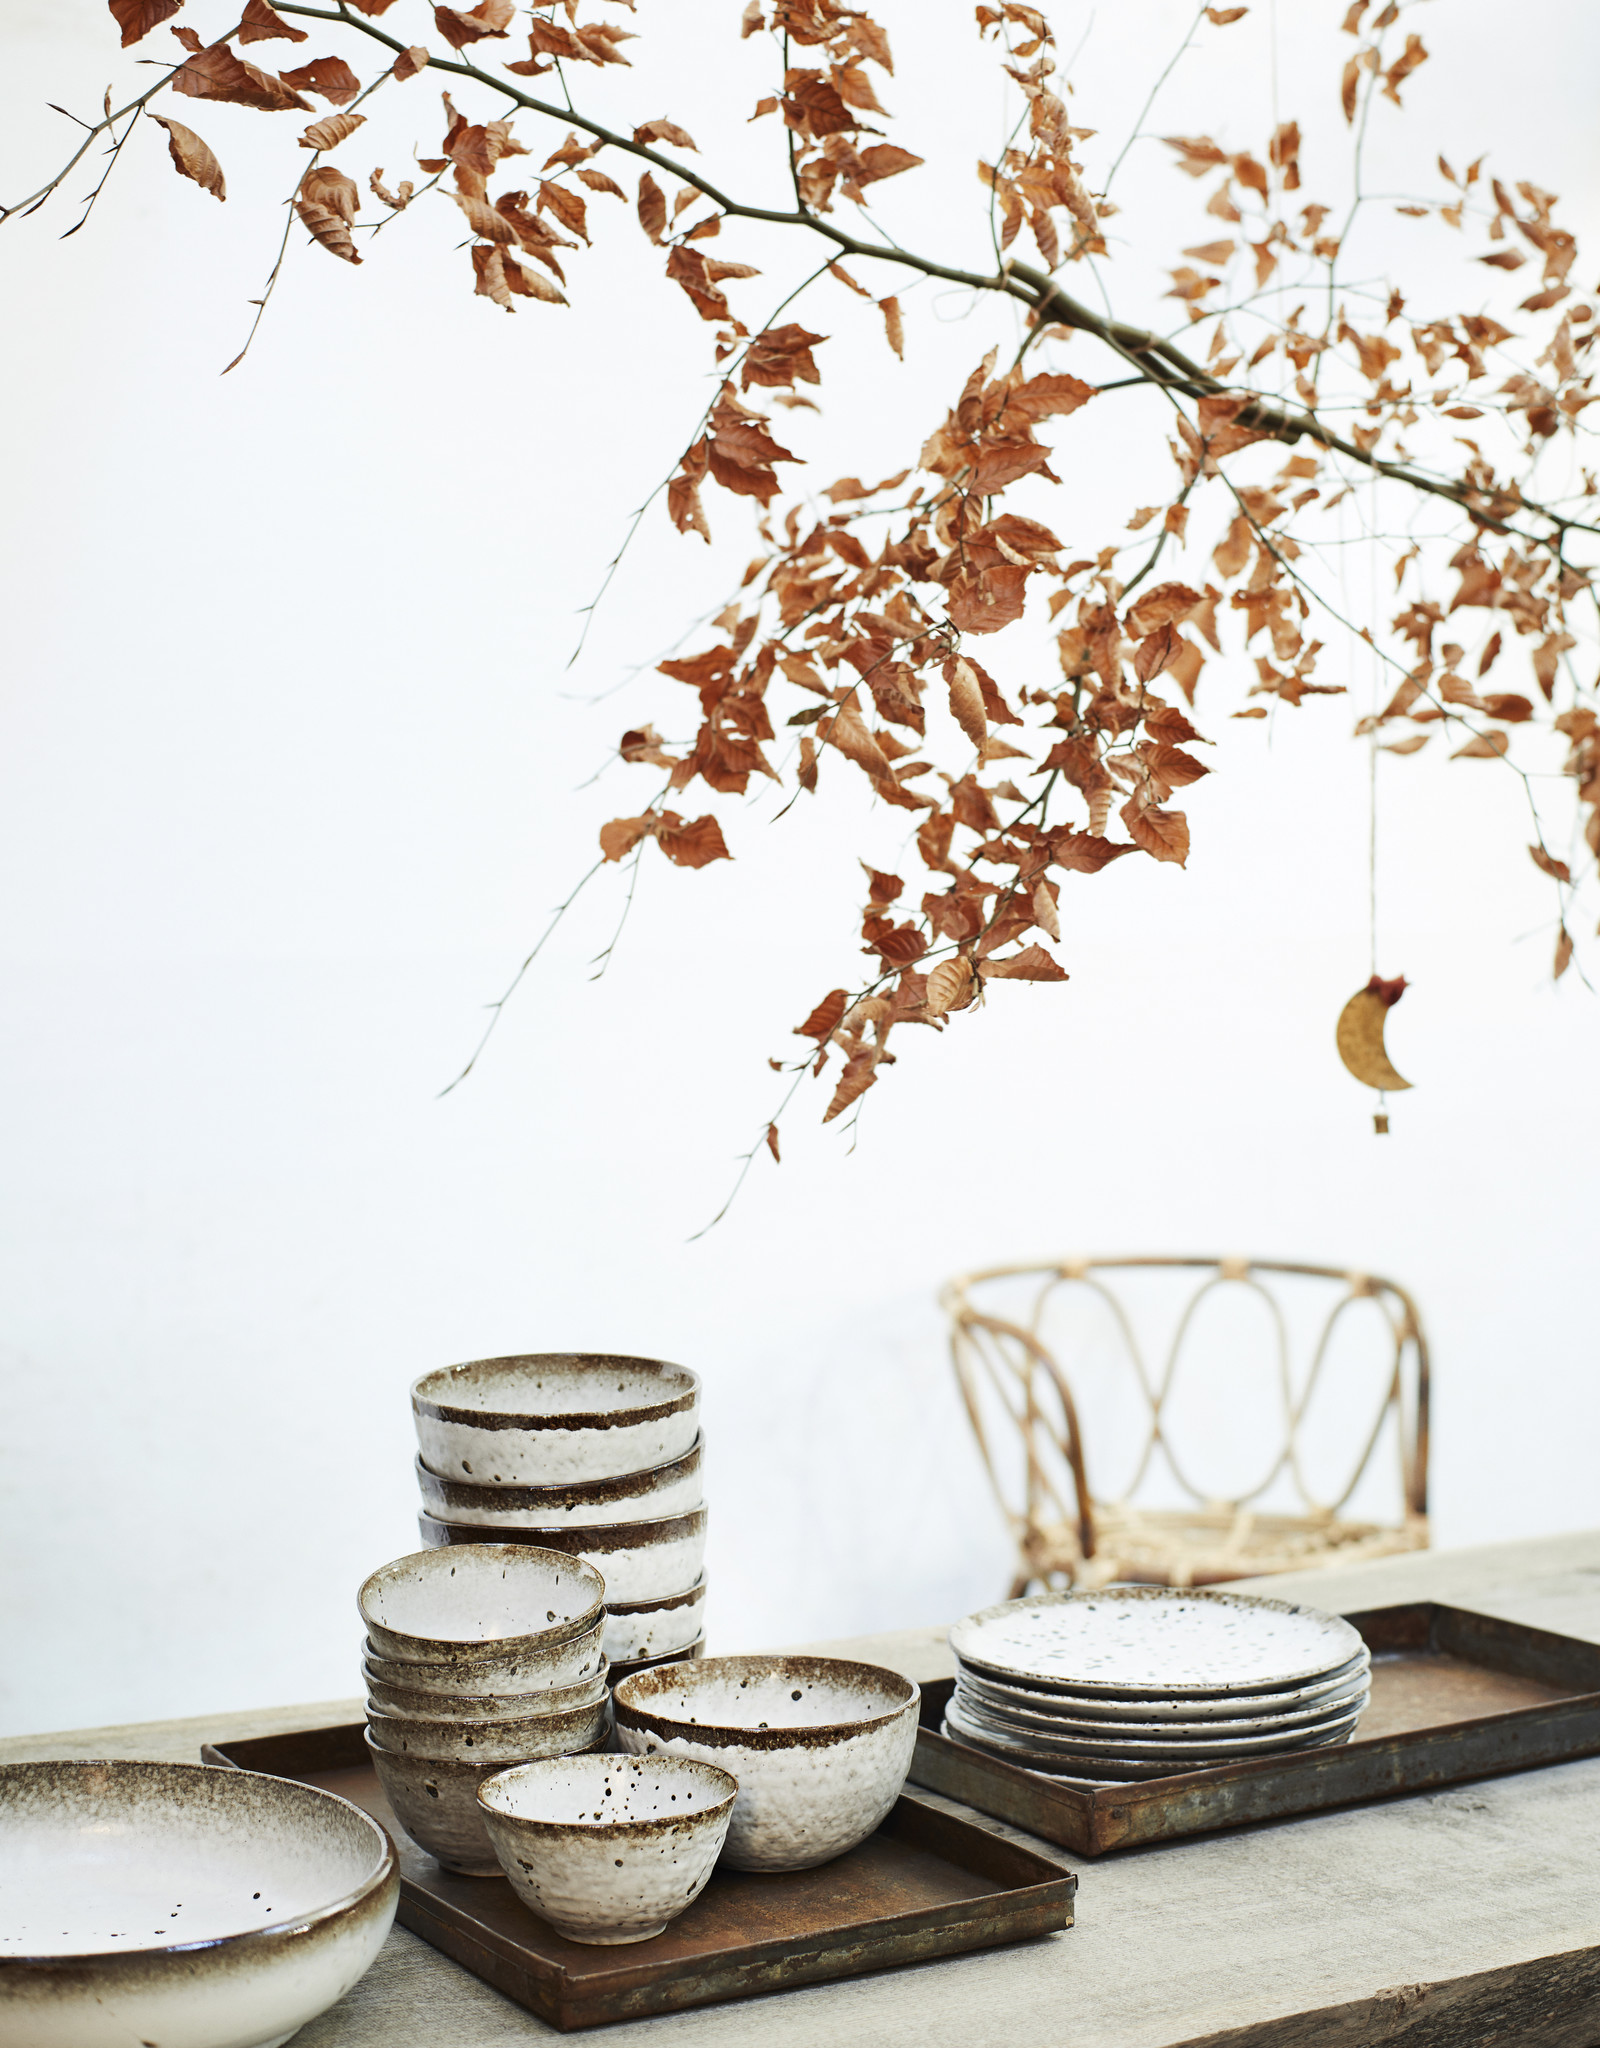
477,1753,737,1946
613,1656,919,1874
365,1731,521,1875
420,1509,707,1607
415,1437,703,1530
609,1636,705,1686
366,1694,611,1765
604,1578,708,1665
411,1354,700,1486
363,1663,610,1723
0,1758,397,2048
358,1544,605,1669
360,1616,605,1699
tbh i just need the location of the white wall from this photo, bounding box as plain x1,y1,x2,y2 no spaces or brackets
1,0,1596,1737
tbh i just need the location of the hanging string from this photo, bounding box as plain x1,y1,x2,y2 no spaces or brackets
1368,474,1388,1134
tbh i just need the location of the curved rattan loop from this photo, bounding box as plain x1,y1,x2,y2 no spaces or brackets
942,1255,1430,1595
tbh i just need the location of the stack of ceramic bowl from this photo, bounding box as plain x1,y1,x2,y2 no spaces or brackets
411,1353,708,1685
944,1587,1371,1781
359,1543,612,1874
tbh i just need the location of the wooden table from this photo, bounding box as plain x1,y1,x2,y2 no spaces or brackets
6,1531,1600,2046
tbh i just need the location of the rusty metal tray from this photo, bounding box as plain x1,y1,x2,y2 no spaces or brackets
908,1599,1600,1857
202,1722,1075,2031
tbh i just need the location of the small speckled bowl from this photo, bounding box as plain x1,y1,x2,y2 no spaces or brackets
358,1544,605,1670
360,1616,605,1700
604,1578,708,1665
411,1355,700,1486
419,1509,706,1607
364,1729,606,1876
613,1656,919,1874
0,1758,396,2048
367,1694,611,1765
416,1437,703,1530
363,1663,610,1723
477,1754,737,1946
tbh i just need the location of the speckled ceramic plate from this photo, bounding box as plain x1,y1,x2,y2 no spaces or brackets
948,1691,1368,1760
950,1588,1365,1698
955,1649,1370,1723
952,1673,1371,1744
941,1706,1359,1781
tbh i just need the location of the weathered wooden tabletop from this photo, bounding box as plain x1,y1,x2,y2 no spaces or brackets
6,1531,1600,2047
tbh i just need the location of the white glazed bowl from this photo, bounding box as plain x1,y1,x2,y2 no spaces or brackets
609,1637,705,1686
363,1663,610,1722
365,1731,520,1875
0,1759,397,2048
613,1656,919,1874
411,1354,700,1485
420,1510,706,1607
604,1578,708,1664
415,1438,703,1530
366,1695,611,1765
357,1544,605,1668
360,1616,605,1699
478,1753,737,1946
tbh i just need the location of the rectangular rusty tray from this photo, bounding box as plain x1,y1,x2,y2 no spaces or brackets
908,1599,1600,1857
202,1722,1075,2031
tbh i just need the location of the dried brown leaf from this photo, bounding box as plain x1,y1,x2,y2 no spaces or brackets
980,944,1068,982
239,0,307,42
299,112,365,151
150,115,225,200
945,658,988,749
795,989,848,1039
880,295,904,359
110,0,182,48
637,171,667,244
392,46,430,80
296,164,360,261
173,44,310,112
1529,844,1572,884
280,56,361,104
433,0,513,48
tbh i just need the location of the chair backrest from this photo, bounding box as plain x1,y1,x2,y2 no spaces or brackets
942,1257,1429,1565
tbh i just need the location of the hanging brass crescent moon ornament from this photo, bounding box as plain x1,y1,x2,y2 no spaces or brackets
1335,975,1412,1092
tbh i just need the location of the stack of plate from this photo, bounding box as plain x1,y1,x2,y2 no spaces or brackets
945,1587,1370,1781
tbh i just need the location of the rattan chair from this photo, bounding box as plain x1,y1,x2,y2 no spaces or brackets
943,1256,1429,1595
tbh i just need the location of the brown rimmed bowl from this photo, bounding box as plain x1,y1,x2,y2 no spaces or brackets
363,1662,610,1723
419,1509,706,1607
366,1692,611,1765
360,1615,605,1700
358,1544,604,1669
613,1656,919,1874
411,1354,700,1486
0,1758,397,2048
415,1436,703,1530
604,1577,707,1664
477,1753,737,1946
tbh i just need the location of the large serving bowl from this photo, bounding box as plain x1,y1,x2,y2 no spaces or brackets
363,1664,610,1722
366,1695,611,1765
412,1354,700,1485
0,1759,397,2048
613,1656,919,1874
604,1577,707,1664
420,1510,706,1607
358,1544,605,1669
478,1754,737,1946
361,1617,605,1699
415,1437,703,1530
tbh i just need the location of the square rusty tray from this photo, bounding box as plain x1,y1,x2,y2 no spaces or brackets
202,1723,1075,2031
908,1599,1600,1857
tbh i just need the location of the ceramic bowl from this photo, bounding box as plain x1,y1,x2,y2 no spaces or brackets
0,1758,397,2048
365,1731,524,1875
411,1354,700,1485
604,1578,708,1664
609,1636,705,1686
367,1694,611,1765
420,1510,706,1607
477,1753,736,1946
415,1437,703,1530
360,1616,605,1699
358,1544,605,1668
363,1663,610,1722
613,1656,919,1874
